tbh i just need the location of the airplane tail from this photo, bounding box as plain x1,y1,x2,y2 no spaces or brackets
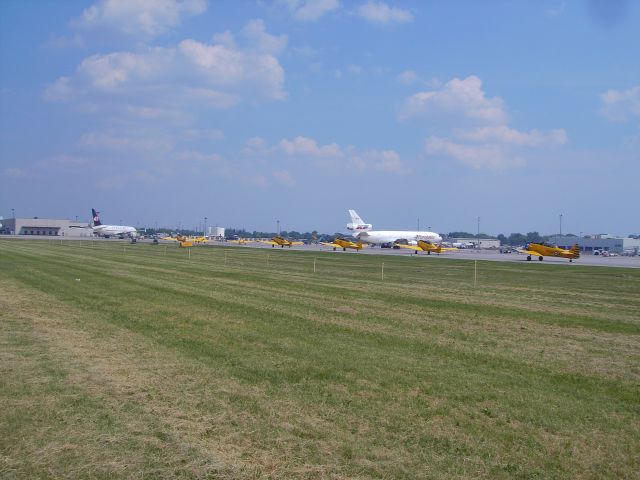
91,208,102,226
347,209,372,231
570,244,580,258
349,210,364,225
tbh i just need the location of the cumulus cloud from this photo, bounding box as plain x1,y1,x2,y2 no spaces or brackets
357,1,413,25
425,137,525,170
79,131,173,153
273,170,296,187
600,85,640,122
364,149,407,172
241,19,288,55
280,0,341,21
397,70,417,85
44,20,287,111
4,167,26,178
399,75,507,124
454,126,567,146
280,136,343,157
73,0,207,39
409,76,569,169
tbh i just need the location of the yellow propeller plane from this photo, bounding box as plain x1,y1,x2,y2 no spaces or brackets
394,240,458,255
517,242,580,262
161,234,207,247
260,236,304,248
320,238,364,251
227,238,251,245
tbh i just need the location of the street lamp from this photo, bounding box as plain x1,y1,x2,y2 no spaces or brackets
11,208,15,219
204,217,207,237
277,219,280,235
417,217,420,231
477,216,480,249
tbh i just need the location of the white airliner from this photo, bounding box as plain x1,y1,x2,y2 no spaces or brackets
347,210,442,245
89,209,137,238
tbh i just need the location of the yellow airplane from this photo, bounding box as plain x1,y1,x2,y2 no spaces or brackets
162,234,205,247
394,240,458,255
227,238,251,245
260,236,304,248
518,242,580,262
321,238,364,251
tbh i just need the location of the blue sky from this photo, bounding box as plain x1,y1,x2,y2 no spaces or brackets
1,0,638,235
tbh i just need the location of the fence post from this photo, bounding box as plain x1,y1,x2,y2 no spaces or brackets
474,260,477,288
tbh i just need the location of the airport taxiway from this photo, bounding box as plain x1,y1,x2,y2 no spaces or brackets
227,242,640,268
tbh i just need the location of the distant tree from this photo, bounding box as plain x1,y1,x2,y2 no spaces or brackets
447,231,476,238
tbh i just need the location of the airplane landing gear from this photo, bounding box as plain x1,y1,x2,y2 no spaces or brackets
539,256,543,261
527,255,532,261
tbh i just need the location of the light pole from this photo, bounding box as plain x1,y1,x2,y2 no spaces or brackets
204,217,207,237
477,216,480,249
580,231,583,252
417,217,420,231
557,213,563,246
277,219,280,236
11,208,15,219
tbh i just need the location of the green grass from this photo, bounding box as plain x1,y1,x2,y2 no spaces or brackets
1,239,639,479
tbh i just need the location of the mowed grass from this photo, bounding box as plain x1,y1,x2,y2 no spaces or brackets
1,239,639,479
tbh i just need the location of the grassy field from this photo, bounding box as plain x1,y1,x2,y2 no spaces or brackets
1,239,639,479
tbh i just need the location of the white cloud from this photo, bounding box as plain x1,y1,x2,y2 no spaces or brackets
4,167,26,178
600,85,640,122
357,1,413,25
43,77,73,102
241,19,287,55
399,75,507,124
74,0,207,39
425,136,525,170
44,20,287,109
280,136,344,157
364,149,406,172
79,132,173,153
273,170,296,187
182,128,224,140
97,170,159,190
281,0,341,21
454,126,567,146
406,75,568,170
347,64,364,75
397,70,417,85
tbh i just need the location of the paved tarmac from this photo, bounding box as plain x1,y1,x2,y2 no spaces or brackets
4,236,639,268
218,241,640,268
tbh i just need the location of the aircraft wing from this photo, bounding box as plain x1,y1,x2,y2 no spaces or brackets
320,242,339,247
517,248,541,256
259,240,279,246
394,243,422,251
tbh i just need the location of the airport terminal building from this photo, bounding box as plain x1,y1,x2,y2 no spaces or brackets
555,235,640,254
0,218,91,237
